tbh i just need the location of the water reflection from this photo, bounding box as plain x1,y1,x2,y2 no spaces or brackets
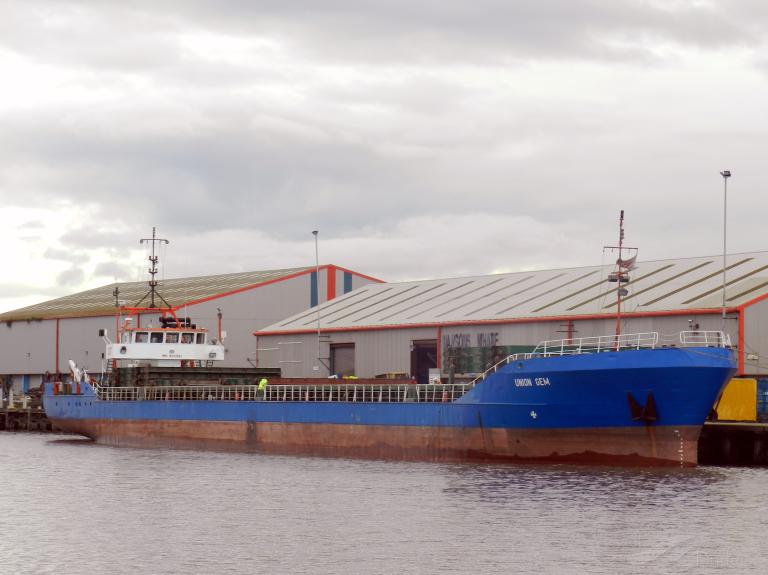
442,463,730,508
1,434,766,575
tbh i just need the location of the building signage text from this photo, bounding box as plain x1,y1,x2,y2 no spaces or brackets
443,332,499,349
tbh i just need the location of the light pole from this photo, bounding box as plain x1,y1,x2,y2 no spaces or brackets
312,230,321,371
720,170,731,334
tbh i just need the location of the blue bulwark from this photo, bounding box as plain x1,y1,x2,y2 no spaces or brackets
343,272,353,294
310,271,318,307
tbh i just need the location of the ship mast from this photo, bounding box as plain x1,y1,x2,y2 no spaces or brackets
604,210,637,339
135,227,171,309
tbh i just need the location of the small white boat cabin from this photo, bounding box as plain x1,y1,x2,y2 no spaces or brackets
104,315,226,368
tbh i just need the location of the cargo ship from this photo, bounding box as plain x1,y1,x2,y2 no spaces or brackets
45,329,735,466
42,225,737,466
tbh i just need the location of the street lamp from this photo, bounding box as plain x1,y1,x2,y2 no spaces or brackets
720,170,731,334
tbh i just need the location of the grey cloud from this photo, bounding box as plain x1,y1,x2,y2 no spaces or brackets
43,247,89,264
0,4,182,71
0,283,65,299
158,1,763,61
0,1,762,73
1,90,765,261
0,0,766,311
57,267,85,287
0,112,447,238
59,229,138,250
93,261,133,280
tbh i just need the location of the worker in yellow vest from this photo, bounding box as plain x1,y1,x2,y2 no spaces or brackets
258,378,268,399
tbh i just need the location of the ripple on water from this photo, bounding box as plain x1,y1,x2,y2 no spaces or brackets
0,433,765,575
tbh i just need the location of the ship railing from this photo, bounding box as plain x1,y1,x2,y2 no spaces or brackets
262,383,472,403
94,383,474,403
676,330,732,348
469,354,526,386
469,330,732,386
530,332,660,357
470,332,658,385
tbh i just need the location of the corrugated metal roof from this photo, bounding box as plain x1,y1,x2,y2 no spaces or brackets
260,252,768,333
0,267,313,321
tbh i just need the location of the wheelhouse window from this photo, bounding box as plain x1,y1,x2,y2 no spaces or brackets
196,333,206,344
181,333,194,344
135,332,149,343
166,333,179,344
150,332,164,343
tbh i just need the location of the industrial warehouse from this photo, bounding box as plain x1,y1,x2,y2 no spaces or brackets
3,249,768,464
0,264,379,392
3,250,768,389
255,251,768,385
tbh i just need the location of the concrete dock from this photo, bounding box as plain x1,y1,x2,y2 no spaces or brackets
0,394,52,432
698,421,768,466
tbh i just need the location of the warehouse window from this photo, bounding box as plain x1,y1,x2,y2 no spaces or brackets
331,344,355,378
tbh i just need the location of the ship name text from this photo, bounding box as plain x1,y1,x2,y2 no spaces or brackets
514,377,551,387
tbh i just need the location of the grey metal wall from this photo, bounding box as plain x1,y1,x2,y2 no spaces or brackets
59,315,126,375
183,272,322,367
0,318,57,375
0,315,153,380
256,327,437,378
0,315,116,391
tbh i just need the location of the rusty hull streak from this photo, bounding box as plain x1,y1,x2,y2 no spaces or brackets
50,418,701,467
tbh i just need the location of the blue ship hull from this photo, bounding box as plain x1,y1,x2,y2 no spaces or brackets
44,346,735,466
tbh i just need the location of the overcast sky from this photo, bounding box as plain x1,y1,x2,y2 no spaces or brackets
1,0,766,312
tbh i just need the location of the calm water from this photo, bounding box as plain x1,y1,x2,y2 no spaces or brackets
0,433,766,575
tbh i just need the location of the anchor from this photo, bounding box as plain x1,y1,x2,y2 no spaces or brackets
627,391,658,423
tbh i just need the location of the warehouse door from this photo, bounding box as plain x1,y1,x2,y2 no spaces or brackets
411,340,437,385
331,344,356,377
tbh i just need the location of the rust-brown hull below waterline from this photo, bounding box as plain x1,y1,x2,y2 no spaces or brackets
49,418,702,467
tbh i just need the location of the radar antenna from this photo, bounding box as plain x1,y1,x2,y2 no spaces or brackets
603,210,638,339
135,227,171,309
